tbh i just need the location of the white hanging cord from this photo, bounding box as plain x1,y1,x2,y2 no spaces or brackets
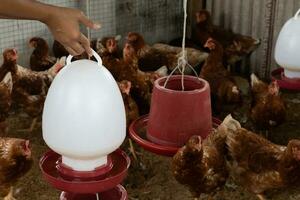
86,0,91,41
163,0,200,91
96,193,100,200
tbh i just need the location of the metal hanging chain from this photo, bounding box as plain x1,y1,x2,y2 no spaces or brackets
163,0,200,91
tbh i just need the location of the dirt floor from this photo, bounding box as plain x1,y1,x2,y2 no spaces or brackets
2,76,300,200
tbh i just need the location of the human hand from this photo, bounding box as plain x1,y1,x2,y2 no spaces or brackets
43,6,100,56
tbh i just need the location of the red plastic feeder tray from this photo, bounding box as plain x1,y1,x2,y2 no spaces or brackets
40,149,130,200
59,185,128,200
271,68,300,90
129,114,221,157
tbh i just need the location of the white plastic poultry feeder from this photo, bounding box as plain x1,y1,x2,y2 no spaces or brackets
42,50,126,171
40,50,130,200
275,9,300,79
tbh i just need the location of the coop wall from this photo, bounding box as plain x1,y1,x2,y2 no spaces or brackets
205,0,300,78
0,0,183,66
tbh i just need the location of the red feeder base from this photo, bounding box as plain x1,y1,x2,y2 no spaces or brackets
59,185,128,200
271,68,300,90
129,114,221,157
39,149,130,195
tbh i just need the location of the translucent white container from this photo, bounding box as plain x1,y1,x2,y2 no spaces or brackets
42,50,126,171
275,9,300,78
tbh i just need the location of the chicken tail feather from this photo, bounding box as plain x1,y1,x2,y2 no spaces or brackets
221,114,241,132
2,72,12,92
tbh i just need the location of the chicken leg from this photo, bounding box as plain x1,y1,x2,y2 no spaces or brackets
4,187,15,200
18,117,37,133
128,138,138,161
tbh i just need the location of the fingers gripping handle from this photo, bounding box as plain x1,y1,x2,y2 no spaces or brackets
66,49,102,66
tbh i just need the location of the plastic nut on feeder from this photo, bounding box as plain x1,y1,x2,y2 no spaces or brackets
40,50,130,200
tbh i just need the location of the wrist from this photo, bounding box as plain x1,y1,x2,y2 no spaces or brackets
37,4,60,24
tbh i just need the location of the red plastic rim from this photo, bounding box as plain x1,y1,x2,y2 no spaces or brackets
155,75,209,93
40,149,130,194
129,115,221,157
59,185,128,200
56,155,113,180
271,68,300,90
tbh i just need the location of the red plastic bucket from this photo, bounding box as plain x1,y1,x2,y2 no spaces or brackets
147,75,212,147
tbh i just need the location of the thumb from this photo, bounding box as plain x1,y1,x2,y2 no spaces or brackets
79,14,101,29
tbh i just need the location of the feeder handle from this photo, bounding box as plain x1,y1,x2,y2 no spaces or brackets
66,49,103,66
294,8,300,20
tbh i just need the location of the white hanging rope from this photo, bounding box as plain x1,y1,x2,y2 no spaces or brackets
86,0,91,41
96,193,99,200
163,0,200,91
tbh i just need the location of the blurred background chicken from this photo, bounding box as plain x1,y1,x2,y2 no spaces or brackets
0,138,32,200
152,43,208,74
192,10,260,66
250,74,286,132
95,36,122,79
172,118,229,198
93,35,122,59
2,48,65,132
200,38,242,112
223,115,300,200
52,40,69,58
118,80,139,127
120,42,152,114
0,72,12,135
126,32,178,72
29,37,56,71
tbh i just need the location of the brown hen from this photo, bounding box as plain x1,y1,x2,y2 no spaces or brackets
96,36,123,79
29,37,56,71
3,49,65,132
224,115,300,200
192,10,260,65
119,42,153,114
172,119,229,198
0,138,32,200
118,80,139,127
200,38,242,112
250,74,286,131
126,32,177,72
0,71,12,134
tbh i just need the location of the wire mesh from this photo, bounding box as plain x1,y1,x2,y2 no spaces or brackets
0,0,183,66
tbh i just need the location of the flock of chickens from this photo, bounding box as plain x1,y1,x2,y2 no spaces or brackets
0,9,295,200
172,10,299,200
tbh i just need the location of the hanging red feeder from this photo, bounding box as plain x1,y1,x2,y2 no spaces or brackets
129,115,221,156
147,75,212,147
129,75,217,157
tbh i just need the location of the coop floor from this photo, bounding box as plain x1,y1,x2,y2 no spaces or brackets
4,78,300,200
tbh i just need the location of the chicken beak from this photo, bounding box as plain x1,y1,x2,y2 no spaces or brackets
204,42,210,49
254,38,261,45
